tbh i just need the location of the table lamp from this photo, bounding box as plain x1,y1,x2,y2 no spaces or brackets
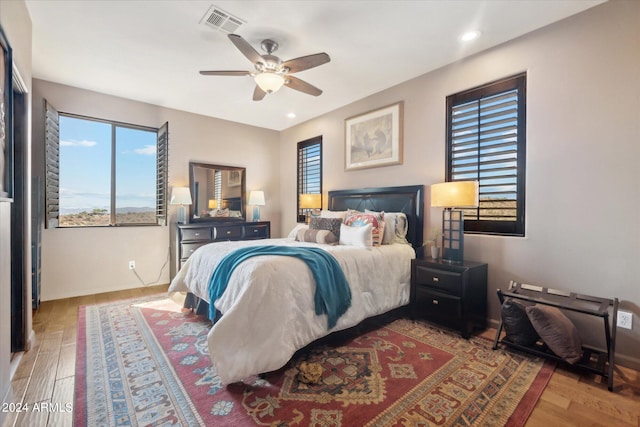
299,193,322,223
170,187,193,225
248,190,265,221
431,181,478,263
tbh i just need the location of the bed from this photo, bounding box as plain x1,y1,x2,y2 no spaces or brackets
168,185,424,384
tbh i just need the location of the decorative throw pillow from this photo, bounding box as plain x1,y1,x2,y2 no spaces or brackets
525,305,583,364
320,210,347,221
366,209,409,245
295,228,338,245
501,298,540,347
287,223,308,239
339,223,372,248
344,212,385,246
213,208,230,217
309,217,343,240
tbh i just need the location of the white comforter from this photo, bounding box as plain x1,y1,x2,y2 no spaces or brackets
168,238,415,384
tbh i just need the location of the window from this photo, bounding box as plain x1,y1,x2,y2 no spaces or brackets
45,101,168,227
297,136,322,222
446,73,526,236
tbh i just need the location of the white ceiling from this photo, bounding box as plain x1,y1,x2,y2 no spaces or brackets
26,0,604,131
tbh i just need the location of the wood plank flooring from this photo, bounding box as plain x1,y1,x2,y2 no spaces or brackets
2,285,639,427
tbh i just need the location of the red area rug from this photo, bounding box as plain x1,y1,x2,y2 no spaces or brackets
75,296,553,426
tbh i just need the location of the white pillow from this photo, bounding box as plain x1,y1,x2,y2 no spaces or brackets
339,223,372,248
287,223,308,239
320,210,347,220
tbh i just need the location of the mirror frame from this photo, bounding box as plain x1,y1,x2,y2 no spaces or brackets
188,162,246,222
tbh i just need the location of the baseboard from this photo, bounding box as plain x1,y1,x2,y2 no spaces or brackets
614,352,640,371
41,282,170,303
8,351,24,383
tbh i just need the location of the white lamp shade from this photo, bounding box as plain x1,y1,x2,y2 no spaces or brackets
299,193,322,209
170,187,192,205
431,181,479,208
254,72,285,93
248,190,266,206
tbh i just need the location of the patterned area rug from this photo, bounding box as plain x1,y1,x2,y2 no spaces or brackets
74,296,554,426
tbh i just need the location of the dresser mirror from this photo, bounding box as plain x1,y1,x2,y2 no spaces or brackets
189,162,246,222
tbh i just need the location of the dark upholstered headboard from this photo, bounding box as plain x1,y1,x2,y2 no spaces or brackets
328,185,424,248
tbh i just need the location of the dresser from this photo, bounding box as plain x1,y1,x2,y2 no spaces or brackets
176,221,270,315
411,251,487,338
176,221,270,269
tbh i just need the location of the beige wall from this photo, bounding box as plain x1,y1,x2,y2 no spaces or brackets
280,1,640,368
0,0,32,413
32,80,280,301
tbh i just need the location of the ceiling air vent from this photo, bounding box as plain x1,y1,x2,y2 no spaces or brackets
200,5,245,33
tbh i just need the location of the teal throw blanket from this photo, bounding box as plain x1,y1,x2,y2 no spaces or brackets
208,245,351,329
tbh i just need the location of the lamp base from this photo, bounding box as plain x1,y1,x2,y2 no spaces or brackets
442,209,464,263
177,205,187,225
253,206,261,222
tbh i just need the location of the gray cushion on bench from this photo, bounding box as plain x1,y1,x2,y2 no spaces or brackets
526,304,583,364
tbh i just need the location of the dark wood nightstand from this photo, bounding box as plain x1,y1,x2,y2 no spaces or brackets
411,251,487,338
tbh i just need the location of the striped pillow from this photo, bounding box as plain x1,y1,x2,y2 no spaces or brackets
295,228,338,245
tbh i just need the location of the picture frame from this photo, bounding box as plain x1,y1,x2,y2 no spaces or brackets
345,101,403,171
0,25,12,199
228,169,241,187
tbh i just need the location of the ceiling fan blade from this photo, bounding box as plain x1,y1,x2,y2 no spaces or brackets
284,75,323,96
253,85,267,101
282,53,330,73
228,34,263,65
199,70,251,76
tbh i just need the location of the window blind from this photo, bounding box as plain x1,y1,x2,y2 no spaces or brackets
214,170,222,205
297,136,322,221
446,73,526,236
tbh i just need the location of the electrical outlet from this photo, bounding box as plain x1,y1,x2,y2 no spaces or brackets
617,311,632,330
128,260,136,270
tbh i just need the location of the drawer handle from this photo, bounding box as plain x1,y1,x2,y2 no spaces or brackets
432,277,439,283
226,230,232,235
189,249,194,253
195,232,200,236
432,299,439,305
253,229,258,233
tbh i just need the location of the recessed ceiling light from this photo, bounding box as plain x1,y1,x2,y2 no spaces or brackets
460,30,481,42
287,112,296,119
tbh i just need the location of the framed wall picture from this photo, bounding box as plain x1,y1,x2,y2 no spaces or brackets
0,25,12,199
228,169,241,187
345,101,403,171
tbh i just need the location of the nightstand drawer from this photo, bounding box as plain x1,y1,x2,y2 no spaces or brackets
414,266,462,294
415,288,462,325
181,227,212,241
181,242,208,258
244,224,269,239
214,225,243,240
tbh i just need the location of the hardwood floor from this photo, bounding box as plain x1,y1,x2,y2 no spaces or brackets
477,330,640,427
1,285,639,427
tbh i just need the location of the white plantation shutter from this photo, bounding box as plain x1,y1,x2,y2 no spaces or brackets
44,100,59,229
446,73,526,236
156,122,168,225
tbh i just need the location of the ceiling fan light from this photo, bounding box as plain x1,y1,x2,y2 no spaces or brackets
255,72,285,93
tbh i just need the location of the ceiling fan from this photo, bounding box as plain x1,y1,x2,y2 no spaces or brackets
200,34,331,101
